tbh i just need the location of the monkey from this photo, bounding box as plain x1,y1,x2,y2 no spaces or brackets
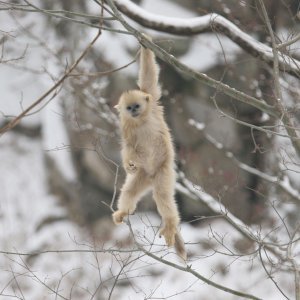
112,37,186,260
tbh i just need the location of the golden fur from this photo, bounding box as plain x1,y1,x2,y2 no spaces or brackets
113,41,186,260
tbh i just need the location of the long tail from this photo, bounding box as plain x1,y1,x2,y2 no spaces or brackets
175,230,187,261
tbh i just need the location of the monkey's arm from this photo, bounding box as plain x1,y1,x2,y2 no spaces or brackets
122,146,140,174
137,40,162,101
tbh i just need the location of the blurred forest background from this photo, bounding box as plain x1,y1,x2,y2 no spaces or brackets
0,0,299,299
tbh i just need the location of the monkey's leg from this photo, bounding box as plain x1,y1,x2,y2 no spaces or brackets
152,166,180,247
113,170,151,225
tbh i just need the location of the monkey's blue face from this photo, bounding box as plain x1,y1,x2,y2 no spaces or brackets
126,103,142,117
119,90,151,119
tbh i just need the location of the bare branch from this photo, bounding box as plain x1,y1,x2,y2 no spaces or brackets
258,0,300,161
0,248,140,256
114,0,300,78
277,32,300,49
105,0,279,120
287,224,300,300
188,118,300,204
105,0,300,159
126,219,263,300
0,8,104,135
258,245,290,300
177,174,256,242
126,220,260,300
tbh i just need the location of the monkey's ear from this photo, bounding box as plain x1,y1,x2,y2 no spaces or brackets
114,104,120,111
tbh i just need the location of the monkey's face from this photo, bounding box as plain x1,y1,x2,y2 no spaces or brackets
117,90,152,120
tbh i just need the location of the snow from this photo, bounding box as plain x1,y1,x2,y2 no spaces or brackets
91,0,196,75
188,118,205,130
95,31,139,76
0,55,45,127
180,33,241,71
0,1,298,299
0,9,60,126
0,132,103,299
0,9,78,183
141,0,196,18
0,132,294,299
42,99,77,182
280,175,300,201
117,0,215,30
260,112,270,122
275,130,300,187
188,117,300,203
114,0,300,73
86,0,242,77
0,133,62,245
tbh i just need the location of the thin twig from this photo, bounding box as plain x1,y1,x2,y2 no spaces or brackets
113,0,300,77
287,224,300,300
126,219,263,300
277,32,300,49
0,248,140,256
105,0,280,120
258,0,300,157
188,118,300,204
0,7,103,135
109,0,300,157
258,245,289,300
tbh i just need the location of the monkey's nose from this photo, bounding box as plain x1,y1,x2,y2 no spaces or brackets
132,105,139,113
131,109,139,117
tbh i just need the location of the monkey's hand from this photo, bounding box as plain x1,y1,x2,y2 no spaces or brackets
112,210,128,225
125,160,138,174
159,223,177,247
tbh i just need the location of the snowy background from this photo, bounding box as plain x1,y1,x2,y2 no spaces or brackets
0,133,292,299
0,0,299,299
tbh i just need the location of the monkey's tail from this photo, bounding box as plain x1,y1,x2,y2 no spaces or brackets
175,230,187,261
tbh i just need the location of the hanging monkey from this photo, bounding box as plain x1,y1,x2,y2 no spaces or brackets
113,36,186,260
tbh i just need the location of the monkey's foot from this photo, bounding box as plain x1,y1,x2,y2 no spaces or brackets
126,161,137,174
159,223,177,247
112,210,128,225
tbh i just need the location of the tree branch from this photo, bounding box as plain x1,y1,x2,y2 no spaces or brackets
105,0,280,121
114,0,300,78
0,7,103,135
126,219,263,300
277,32,300,50
188,119,300,204
258,0,300,159
106,0,300,158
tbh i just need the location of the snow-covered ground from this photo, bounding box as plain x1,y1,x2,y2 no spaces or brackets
0,132,293,300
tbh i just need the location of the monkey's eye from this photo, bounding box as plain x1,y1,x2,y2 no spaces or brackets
134,104,140,109
126,105,132,111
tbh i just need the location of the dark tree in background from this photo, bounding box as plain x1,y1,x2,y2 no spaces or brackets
0,0,299,299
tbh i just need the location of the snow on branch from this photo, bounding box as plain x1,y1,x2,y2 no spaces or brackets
176,173,284,260
176,174,256,241
106,0,300,157
126,219,263,300
114,0,300,78
105,0,279,119
188,119,300,204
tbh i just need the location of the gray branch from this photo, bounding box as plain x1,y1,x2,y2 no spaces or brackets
114,0,300,78
106,0,300,158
